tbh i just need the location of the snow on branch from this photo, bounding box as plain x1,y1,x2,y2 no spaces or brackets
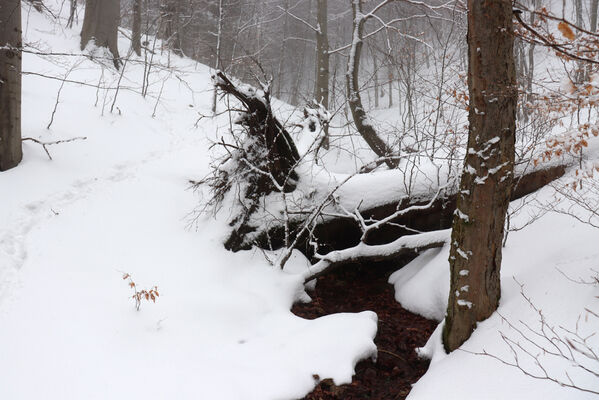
303,229,450,282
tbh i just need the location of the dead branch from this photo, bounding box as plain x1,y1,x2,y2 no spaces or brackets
22,136,87,160
303,229,449,282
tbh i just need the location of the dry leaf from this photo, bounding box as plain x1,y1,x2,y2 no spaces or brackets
558,22,575,41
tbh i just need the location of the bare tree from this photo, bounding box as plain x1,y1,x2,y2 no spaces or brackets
0,0,23,171
443,0,517,352
592,0,599,32
212,0,224,114
67,0,77,28
132,0,142,56
80,0,122,69
346,0,398,169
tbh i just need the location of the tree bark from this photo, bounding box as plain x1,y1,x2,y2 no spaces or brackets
132,0,142,56
67,0,77,28
347,0,398,169
80,0,121,69
591,0,599,32
372,47,379,108
314,0,329,146
211,0,223,114
443,0,517,352
0,0,22,172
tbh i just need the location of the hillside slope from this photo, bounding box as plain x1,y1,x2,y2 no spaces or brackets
0,4,378,399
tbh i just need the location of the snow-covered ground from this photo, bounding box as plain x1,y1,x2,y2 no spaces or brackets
392,183,599,399
0,4,377,399
2,2,598,400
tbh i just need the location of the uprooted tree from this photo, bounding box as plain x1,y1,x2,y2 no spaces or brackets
204,71,301,251
202,71,563,281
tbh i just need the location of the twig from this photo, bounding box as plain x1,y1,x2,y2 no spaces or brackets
22,136,87,160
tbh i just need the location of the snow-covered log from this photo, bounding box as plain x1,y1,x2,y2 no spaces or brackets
303,229,450,282
308,164,566,253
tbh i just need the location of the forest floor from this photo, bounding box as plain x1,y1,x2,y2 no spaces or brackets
293,257,437,400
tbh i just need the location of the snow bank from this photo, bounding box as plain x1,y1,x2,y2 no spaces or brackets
391,177,599,399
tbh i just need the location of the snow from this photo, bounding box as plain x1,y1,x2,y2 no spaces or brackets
390,177,599,399
5,2,599,400
0,4,378,399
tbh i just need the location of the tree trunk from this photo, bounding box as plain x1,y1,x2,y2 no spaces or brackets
0,0,22,172
591,0,599,32
67,0,77,28
314,0,329,147
211,0,223,114
347,0,397,169
80,0,121,69
274,0,289,99
132,0,142,56
160,0,183,56
442,0,517,352
575,0,584,82
387,57,393,108
29,0,43,11
372,48,379,109
526,0,536,113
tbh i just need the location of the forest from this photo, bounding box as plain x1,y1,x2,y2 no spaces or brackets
0,0,598,399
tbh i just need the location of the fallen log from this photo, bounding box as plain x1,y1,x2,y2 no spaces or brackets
308,164,566,254
295,164,566,281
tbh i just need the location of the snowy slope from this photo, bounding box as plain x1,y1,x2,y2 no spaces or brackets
391,171,599,399
0,4,377,399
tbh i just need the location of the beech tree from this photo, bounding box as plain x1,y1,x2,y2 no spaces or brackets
0,0,23,172
80,0,121,69
443,0,517,352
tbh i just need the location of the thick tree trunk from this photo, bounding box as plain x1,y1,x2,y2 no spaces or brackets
132,0,142,56
80,0,121,69
443,0,517,352
161,0,182,55
0,0,23,172
347,0,397,169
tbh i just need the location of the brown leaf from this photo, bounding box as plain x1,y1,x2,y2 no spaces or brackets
558,22,575,41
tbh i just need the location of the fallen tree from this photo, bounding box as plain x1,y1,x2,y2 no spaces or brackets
207,71,301,251
202,72,568,282
308,164,566,253
295,165,565,282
